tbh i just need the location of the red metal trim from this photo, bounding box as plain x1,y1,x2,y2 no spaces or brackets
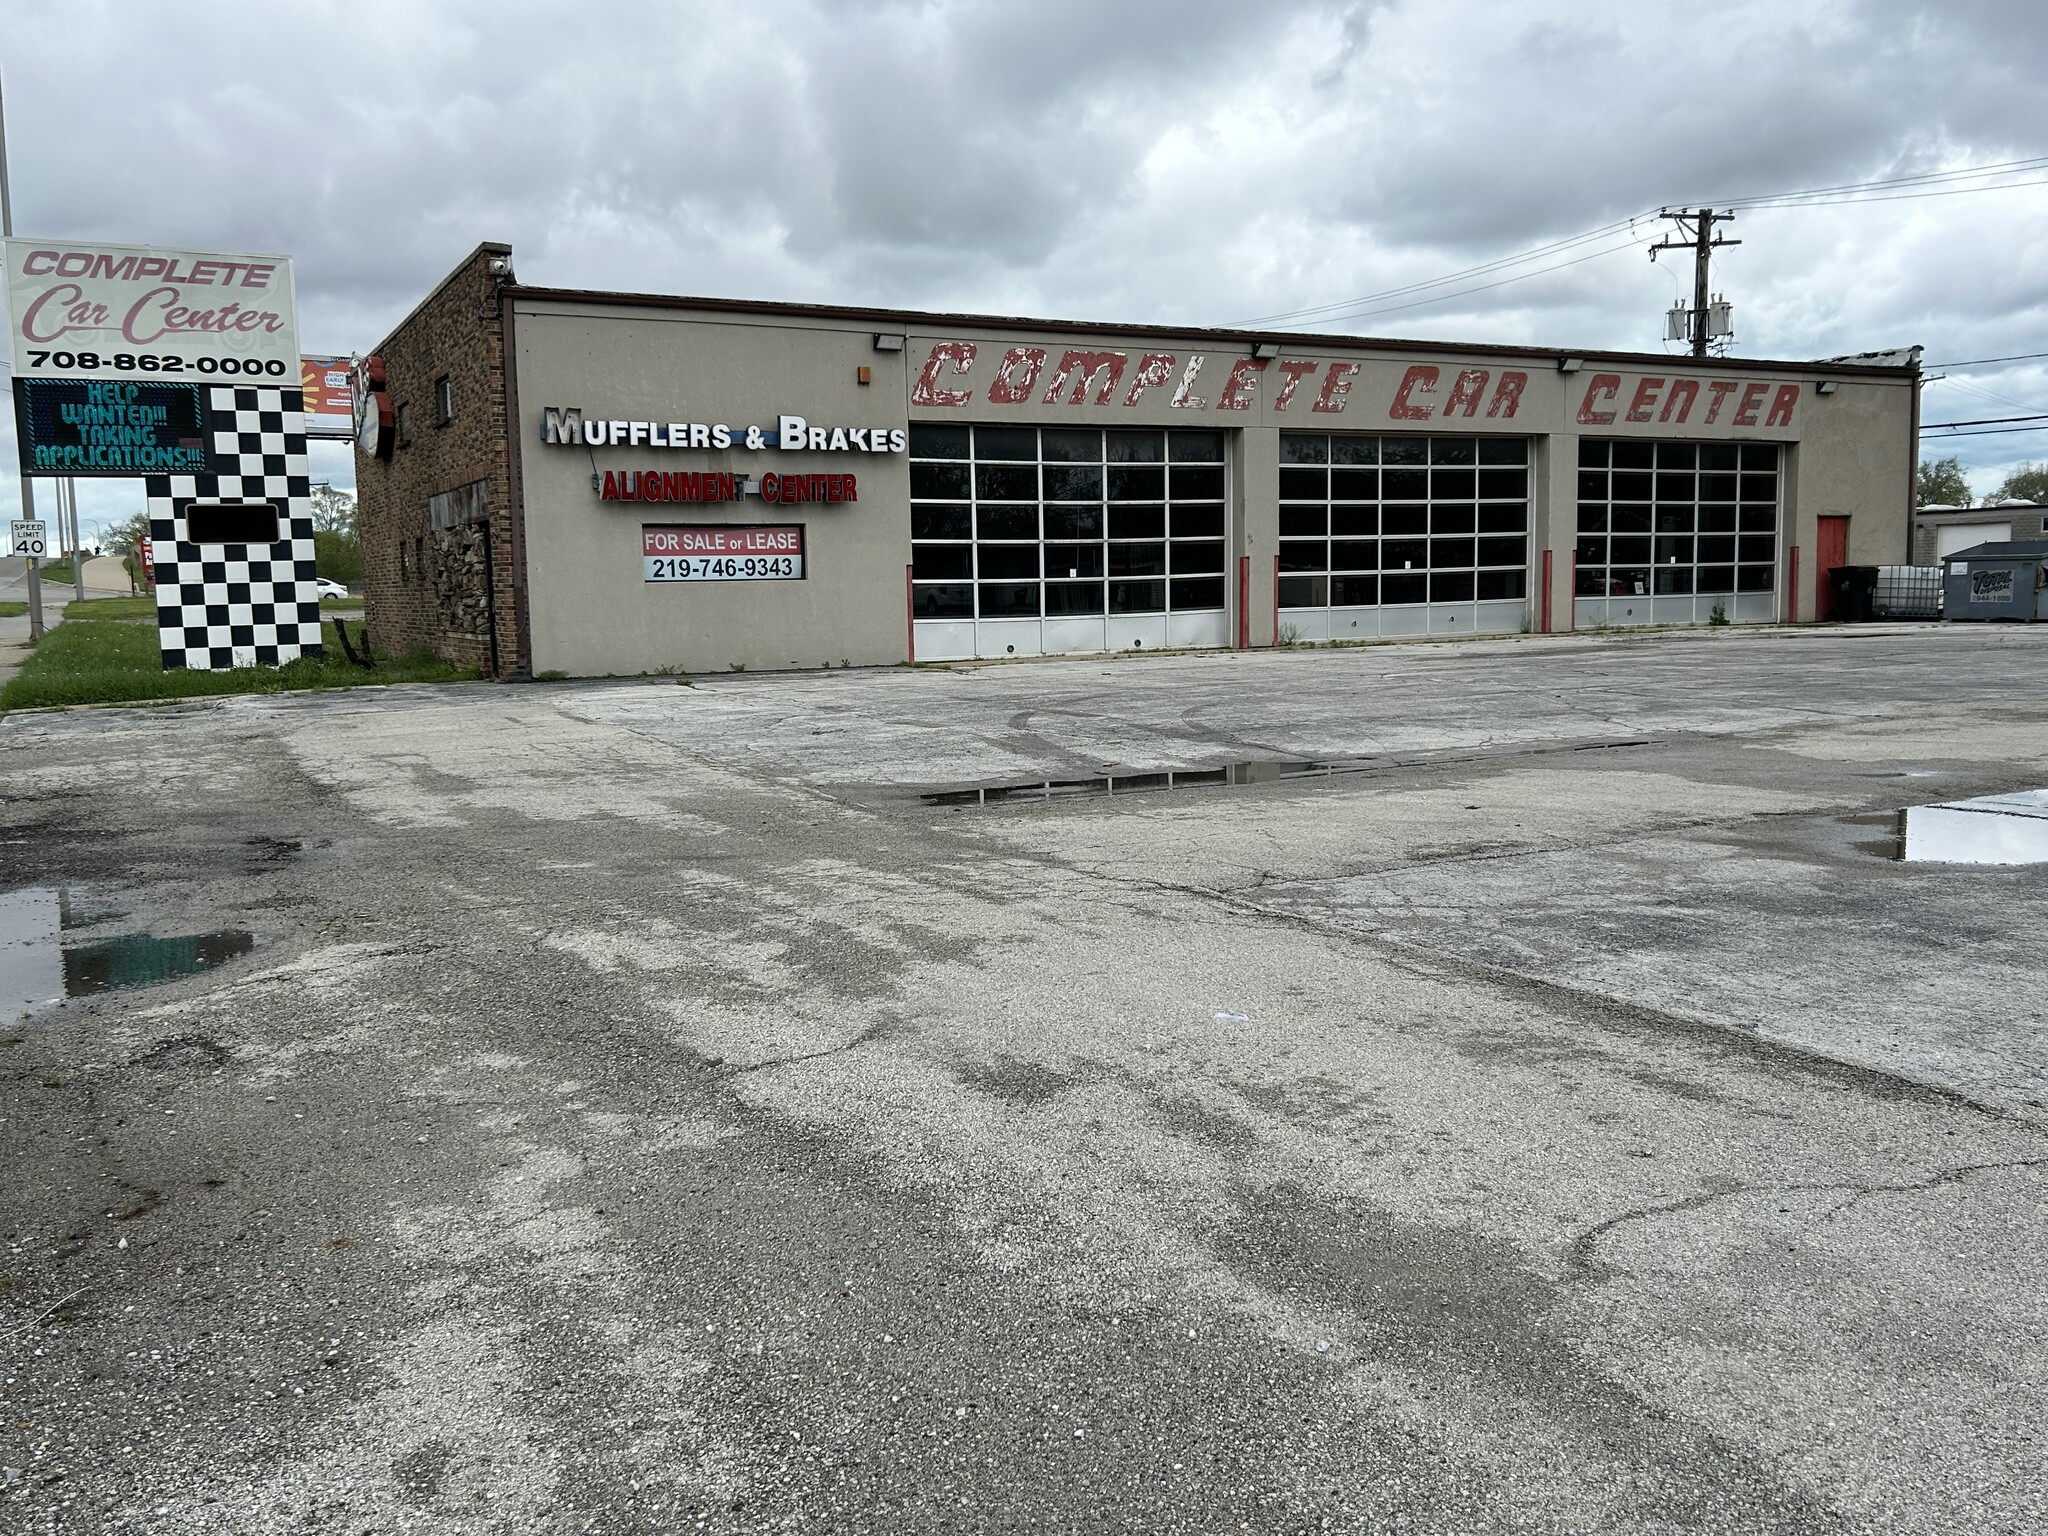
1787,546,1800,623
905,564,916,662
1541,549,1553,633
1237,556,1250,649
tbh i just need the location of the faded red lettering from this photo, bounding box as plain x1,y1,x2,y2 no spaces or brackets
1626,377,1664,423
1314,362,1361,414
1170,356,1209,408
1123,353,1176,406
1487,371,1527,418
1444,368,1490,418
1389,365,1439,420
1217,357,1269,410
1733,382,1768,427
1660,379,1698,423
988,346,1047,404
1764,383,1799,428
911,341,976,406
1703,380,1739,424
1578,375,1621,426
1272,359,1319,411
1042,349,1128,405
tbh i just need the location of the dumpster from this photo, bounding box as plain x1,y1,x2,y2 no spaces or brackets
1827,565,1879,622
1940,540,2048,622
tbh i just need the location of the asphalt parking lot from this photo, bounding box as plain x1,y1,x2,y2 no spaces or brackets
4,623,2046,1534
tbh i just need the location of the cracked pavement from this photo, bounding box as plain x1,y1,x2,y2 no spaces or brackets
3,624,2047,1534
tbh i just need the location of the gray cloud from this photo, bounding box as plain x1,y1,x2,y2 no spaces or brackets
4,0,2048,531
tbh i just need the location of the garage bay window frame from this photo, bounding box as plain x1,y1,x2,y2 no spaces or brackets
1573,439,1781,600
1275,433,1533,609
909,425,1230,621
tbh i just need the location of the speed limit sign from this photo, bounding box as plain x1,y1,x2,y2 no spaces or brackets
10,520,47,558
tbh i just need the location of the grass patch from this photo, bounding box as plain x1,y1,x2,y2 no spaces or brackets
0,601,25,618
0,613,480,710
54,595,361,623
64,595,156,620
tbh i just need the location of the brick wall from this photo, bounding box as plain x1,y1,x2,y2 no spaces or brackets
1912,507,2048,564
356,243,526,676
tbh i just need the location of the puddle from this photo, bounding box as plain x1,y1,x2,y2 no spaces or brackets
1859,790,2048,865
917,740,1655,809
0,885,254,1015
921,759,1372,807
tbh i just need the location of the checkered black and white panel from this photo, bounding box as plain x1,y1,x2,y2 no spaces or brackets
145,386,323,671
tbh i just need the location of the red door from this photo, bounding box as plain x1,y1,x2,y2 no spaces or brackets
1815,516,1850,620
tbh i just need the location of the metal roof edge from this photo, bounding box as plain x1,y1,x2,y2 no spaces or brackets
497,284,1921,378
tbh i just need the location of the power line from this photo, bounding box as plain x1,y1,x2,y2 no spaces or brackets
1917,423,2048,438
1232,218,1643,328
1925,350,2048,370
1238,154,2048,333
1263,237,1648,330
1714,155,2048,209
1920,414,2048,429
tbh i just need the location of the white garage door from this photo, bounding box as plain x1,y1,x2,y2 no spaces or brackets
1938,523,2009,560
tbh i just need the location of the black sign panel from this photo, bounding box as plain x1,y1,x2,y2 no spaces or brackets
12,377,214,477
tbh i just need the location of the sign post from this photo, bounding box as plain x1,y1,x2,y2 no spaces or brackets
10,517,48,630
0,73,42,640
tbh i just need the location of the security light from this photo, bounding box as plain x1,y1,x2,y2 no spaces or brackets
1251,340,1281,359
873,333,906,352
1557,357,1584,373
1815,380,1838,395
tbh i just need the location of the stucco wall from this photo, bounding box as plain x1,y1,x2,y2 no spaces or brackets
495,282,1916,673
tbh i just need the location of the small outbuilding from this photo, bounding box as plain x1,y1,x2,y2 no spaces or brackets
1941,540,2048,621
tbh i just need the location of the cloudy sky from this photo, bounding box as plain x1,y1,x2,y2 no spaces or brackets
4,0,2047,540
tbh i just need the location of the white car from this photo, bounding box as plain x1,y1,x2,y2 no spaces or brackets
313,578,351,600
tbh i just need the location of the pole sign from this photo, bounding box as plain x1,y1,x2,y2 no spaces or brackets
12,377,214,476
2,239,298,384
10,520,47,558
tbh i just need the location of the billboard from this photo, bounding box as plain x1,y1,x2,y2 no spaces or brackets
3,238,298,385
12,377,215,476
300,354,354,439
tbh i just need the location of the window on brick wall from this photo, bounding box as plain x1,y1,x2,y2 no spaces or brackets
397,403,413,449
434,376,453,425
398,542,409,582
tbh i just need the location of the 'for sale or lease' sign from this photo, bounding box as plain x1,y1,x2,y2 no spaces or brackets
642,524,804,583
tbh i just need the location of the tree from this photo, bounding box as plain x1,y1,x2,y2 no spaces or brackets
310,483,358,538
1986,461,2048,505
309,485,361,587
1916,455,1972,508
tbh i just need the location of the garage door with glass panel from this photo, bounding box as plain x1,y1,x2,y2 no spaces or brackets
1574,441,1780,626
909,425,1229,660
1277,434,1531,641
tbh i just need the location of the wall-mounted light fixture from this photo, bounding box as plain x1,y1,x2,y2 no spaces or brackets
1251,340,1281,359
1557,357,1584,373
1815,379,1838,395
872,333,906,352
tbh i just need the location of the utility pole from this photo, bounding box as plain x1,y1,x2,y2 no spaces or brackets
0,69,42,640
1650,208,1741,357
66,477,85,599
